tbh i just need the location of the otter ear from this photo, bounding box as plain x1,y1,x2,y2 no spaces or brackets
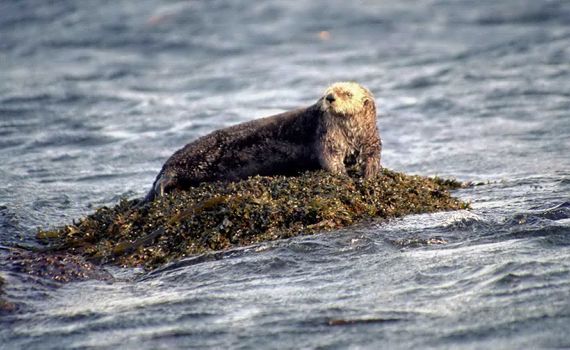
363,98,376,114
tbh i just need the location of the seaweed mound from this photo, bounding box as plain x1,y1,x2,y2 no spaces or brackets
7,249,113,283
0,275,15,313
39,169,468,269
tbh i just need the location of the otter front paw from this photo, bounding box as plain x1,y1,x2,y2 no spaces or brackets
364,159,381,179
320,157,348,176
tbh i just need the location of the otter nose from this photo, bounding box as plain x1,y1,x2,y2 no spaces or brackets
325,93,335,103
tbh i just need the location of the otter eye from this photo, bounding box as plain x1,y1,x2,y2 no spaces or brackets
346,92,353,98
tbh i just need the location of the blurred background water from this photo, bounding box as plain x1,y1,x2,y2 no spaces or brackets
1,0,569,349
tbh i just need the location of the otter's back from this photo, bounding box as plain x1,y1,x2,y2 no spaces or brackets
163,105,322,187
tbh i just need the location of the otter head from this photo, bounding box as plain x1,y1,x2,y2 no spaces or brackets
320,82,375,118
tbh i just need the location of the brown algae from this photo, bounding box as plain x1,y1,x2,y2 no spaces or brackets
38,169,468,269
0,274,16,313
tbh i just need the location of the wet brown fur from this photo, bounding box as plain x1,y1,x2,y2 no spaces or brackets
143,82,382,202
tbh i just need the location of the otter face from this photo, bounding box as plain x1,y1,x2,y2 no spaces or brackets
321,82,374,117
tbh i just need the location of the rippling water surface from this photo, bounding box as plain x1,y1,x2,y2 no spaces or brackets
1,1,569,349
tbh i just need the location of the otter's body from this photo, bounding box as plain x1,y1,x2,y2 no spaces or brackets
144,82,382,202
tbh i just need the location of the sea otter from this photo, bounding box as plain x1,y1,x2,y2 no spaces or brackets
143,82,382,202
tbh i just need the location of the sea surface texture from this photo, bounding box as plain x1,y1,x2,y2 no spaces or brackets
1,1,569,349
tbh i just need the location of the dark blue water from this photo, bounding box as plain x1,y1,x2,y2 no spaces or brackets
1,1,569,348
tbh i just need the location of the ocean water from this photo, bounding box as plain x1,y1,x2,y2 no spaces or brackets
1,0,569,349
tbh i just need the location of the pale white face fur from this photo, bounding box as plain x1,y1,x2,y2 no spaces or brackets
321,81,374,117
315,82,380,178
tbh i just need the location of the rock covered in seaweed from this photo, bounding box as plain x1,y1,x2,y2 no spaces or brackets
0,274,16,313
7,249,113,283
38,169,468,269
